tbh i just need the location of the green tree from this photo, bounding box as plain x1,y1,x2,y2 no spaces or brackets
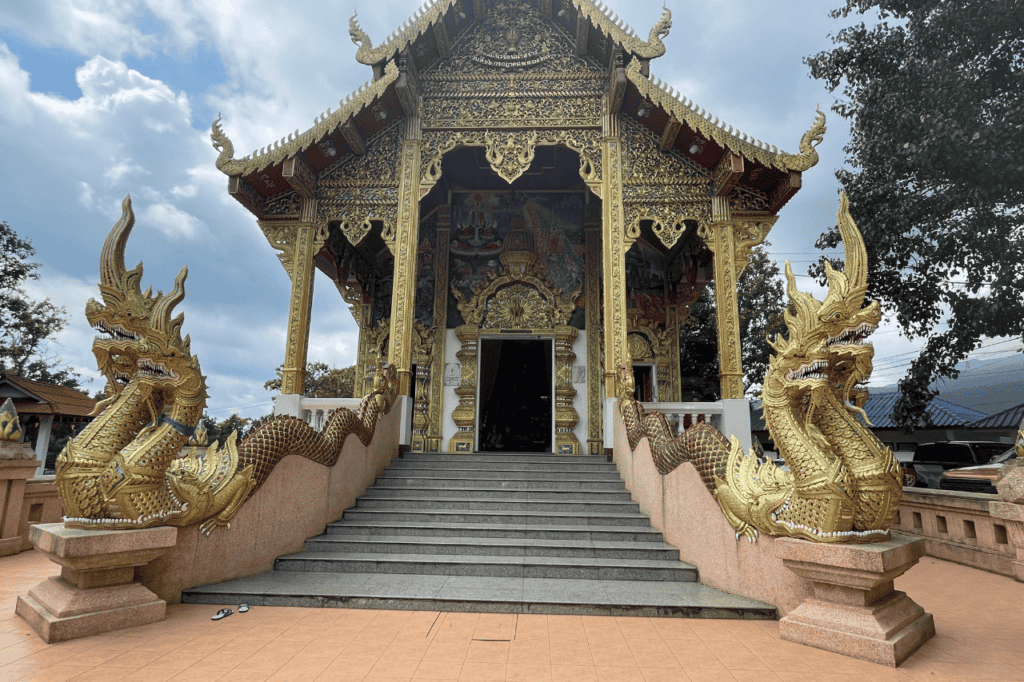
263,362,356,398
200,413,253,446
679,245,786,400
805,0,1024,427
0,221,80,387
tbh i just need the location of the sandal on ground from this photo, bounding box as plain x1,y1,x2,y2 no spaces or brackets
212,608,233,621
238,604,250,613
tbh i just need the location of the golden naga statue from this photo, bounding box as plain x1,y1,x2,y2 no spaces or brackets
57,196,399,536
620,193,902,543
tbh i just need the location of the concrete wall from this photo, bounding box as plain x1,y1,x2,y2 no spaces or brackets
611,407,814,616
139,405,402,603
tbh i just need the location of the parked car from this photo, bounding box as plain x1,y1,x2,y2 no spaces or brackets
904,441,1010,489
882,443,918,486
939,446,1017,494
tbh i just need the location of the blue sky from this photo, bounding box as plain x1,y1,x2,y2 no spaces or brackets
0,1,957,419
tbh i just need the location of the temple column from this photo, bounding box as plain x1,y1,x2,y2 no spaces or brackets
601,115,631,399
707,197,752,452
280,210,318,397
427,210,451,451
709,197,744,400
387,117,422,398
353,302,372,395
584,224,603,455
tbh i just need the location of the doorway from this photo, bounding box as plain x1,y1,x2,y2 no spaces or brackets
477,338,553,452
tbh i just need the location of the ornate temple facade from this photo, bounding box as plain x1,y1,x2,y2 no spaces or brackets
213,0,822,455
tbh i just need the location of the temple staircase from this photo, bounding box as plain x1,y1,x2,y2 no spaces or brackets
182,451,774,618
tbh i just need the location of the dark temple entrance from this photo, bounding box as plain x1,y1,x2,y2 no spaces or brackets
478,338,553,452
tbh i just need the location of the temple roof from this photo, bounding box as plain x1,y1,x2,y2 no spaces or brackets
213,0,823,219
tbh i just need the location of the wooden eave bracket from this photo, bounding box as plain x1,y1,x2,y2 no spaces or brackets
541,0,553,18
575,12,589,55
341,120,366,155
473,0,486,21
228,176,262,217
395,50,420,118
659,115,681,151
608,51,626,116
282,155,315,199
432,19,451,57
714,153,744,197
769,171,802,212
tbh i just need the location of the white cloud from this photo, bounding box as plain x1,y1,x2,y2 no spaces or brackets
78,181,94,208
140,202,204,240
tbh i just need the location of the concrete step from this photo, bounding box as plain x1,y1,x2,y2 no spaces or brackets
354,495,641,514
342,507,652,526
374,476,627,491
303,534,681,560
363,485,633,501
398,453,612,466
377,470,623,483
387,459,618,472
324,520,666,543
274,551,698,581
382,462,621,475
182,573,777,619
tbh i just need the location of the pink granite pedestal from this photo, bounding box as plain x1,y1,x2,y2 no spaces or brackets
16,523,178,643
775,532,935,667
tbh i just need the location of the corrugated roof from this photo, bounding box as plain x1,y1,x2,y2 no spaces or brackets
750,391,987,431
970,402,1024,429
0,374,96,418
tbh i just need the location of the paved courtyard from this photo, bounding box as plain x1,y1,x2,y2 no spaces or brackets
1,548,1020,681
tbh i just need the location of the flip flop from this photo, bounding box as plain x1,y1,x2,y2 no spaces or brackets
238,604,250,613
211,608,233,621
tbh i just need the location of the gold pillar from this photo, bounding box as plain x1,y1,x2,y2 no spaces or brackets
449,325,478,452
388,120,422,396
710,197,745,400
281,211,317,395
667,304,682,402
584,225,603,454
601,115,631,398
353,302,372,396
427,216,451,451
554,324,581,455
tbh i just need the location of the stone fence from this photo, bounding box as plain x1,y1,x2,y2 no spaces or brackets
0,474,63,557
893,488,1024,581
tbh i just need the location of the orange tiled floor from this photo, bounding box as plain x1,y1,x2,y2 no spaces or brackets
1,549,1020,681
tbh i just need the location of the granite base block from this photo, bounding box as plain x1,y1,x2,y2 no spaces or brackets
776,533,935,667
18,523,177,642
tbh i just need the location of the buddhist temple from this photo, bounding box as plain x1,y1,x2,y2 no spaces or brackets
212,0,824,456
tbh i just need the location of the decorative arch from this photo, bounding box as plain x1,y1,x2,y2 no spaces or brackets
448,247,582,455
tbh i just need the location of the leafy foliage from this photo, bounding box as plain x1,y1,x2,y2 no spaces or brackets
263,361,357,398
679,246,786,399
806,0,1024,427
0,221,80,387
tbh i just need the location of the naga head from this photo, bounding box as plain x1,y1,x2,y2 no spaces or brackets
87,195,207,411
768,193,880,401
349,11,372,48
86,196,162,410
818,194,881,413
649,5,672,43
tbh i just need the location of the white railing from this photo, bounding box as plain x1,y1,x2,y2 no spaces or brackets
640,401,725,434
296,397,362,430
